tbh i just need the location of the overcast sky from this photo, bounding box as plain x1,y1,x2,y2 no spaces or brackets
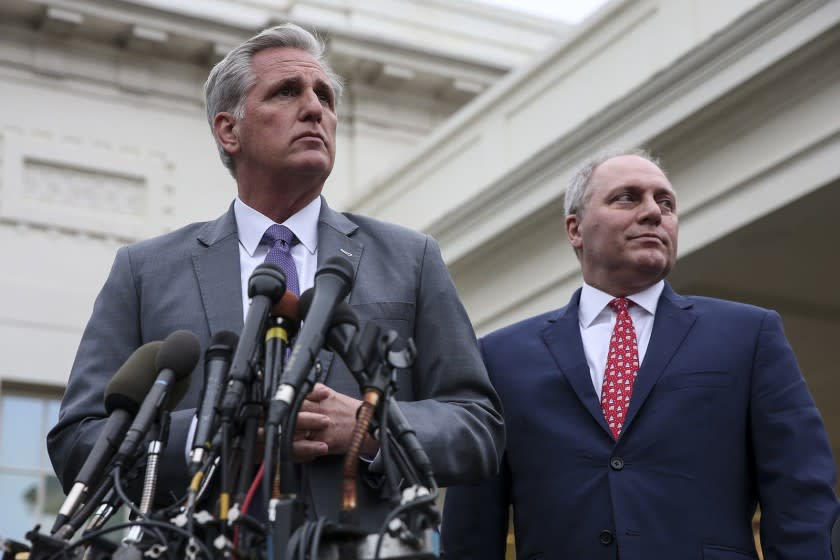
477,0,611,23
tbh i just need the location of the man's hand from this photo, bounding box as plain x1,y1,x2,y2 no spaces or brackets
293,383,379,463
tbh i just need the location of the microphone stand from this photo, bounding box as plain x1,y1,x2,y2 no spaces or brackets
218,263,285,541
331,325,441,560
263,316,298,404
84,486,119,532
266,361,326,560
53,428,149,542
122,411,170,546
235,379,263,506
343,325,418,518
259,314,299,556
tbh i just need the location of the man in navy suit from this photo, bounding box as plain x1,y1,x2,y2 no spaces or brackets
442,150,839,559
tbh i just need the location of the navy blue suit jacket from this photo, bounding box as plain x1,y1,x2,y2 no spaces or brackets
443,284,839,560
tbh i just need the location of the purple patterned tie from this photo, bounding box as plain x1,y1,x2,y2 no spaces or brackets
262,224,299,296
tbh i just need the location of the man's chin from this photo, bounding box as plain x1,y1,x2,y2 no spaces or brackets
286,157,333,179
633,255,671,281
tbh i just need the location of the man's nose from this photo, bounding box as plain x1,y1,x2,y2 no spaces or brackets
637,195,662,223
300,89,323,121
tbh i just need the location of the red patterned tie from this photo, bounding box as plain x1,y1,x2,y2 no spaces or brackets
600,298,639,440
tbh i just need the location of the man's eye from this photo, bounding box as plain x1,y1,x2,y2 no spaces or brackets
317,91,334,106
614,193,634,202
276,87,293,97
659,198,675,210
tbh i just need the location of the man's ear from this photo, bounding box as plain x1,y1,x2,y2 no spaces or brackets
566,214,583,250
213,112,239,155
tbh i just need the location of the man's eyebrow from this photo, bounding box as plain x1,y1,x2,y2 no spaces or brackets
608,181,673,192
606,183,642,193
274,76,301,87
314,77,334,94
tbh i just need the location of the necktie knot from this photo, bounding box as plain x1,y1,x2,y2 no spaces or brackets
263,224,296,249
609,297,630,314
262,224,299,295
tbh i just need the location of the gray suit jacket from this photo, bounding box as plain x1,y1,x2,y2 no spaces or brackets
48,197,504,528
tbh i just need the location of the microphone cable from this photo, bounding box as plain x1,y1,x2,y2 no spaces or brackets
45,518,213,560
232,460,265,550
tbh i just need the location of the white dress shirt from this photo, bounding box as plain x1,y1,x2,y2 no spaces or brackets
577,280,664,398
233,196,320,319
186,197,322,462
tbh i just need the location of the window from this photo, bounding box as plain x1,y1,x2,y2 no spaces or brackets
0,386,64,542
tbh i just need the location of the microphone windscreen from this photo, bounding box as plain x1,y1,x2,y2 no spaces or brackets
317,255,355,283
331,302,359,328
271,290,300,320
208,330,239,352
248,262,287,300
297,288,315,320
156,329,201,379
104,341,164,415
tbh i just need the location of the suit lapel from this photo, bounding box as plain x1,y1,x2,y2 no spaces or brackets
542,290,613,437
622,283,695,432
315,198,363,391
192,203,244,337
317,197,362,286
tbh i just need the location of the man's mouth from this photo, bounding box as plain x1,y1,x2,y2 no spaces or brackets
295,132,325,143
630,233,664,243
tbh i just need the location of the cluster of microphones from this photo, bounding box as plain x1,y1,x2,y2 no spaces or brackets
2,256,440,560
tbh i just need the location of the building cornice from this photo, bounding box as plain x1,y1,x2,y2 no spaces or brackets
350,0,838,264
1,0,561,109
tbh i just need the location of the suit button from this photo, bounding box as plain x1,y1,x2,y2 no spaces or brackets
610,457,624,470
599,529,614,545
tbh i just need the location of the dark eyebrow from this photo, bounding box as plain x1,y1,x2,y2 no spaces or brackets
314,78,334,96
606,184,642,196
275,76,301,89
314,81,336,109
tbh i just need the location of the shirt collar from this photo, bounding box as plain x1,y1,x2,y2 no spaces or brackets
234,196,321,257
579,280,665,328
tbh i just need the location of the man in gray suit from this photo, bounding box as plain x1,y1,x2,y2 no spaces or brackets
47,23,503,528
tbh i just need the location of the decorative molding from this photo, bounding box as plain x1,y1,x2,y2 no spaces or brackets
0,129,174,241
0,25,207,109
23,159,146,217
0,0,556,108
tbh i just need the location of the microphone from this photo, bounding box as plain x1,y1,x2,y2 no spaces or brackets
326,315,435,486
322,301,364,379
190,330,239,470
272,289,300,321
51,341,163,534
54,339,196,541
264,291,300,403
219,263,286,420
113,330,200,466
267,256,354,425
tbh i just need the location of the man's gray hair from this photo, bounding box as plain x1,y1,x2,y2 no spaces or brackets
203,23,344,175
564,148,662,217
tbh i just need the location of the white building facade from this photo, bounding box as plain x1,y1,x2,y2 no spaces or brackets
0,0,837,550
0,0,561,539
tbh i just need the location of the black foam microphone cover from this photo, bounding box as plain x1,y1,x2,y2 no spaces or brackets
114,330,200,465
103,341,164,414
155,329,201,380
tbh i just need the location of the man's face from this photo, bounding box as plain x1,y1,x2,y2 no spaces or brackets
566,155,678,296
230,47,337,185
